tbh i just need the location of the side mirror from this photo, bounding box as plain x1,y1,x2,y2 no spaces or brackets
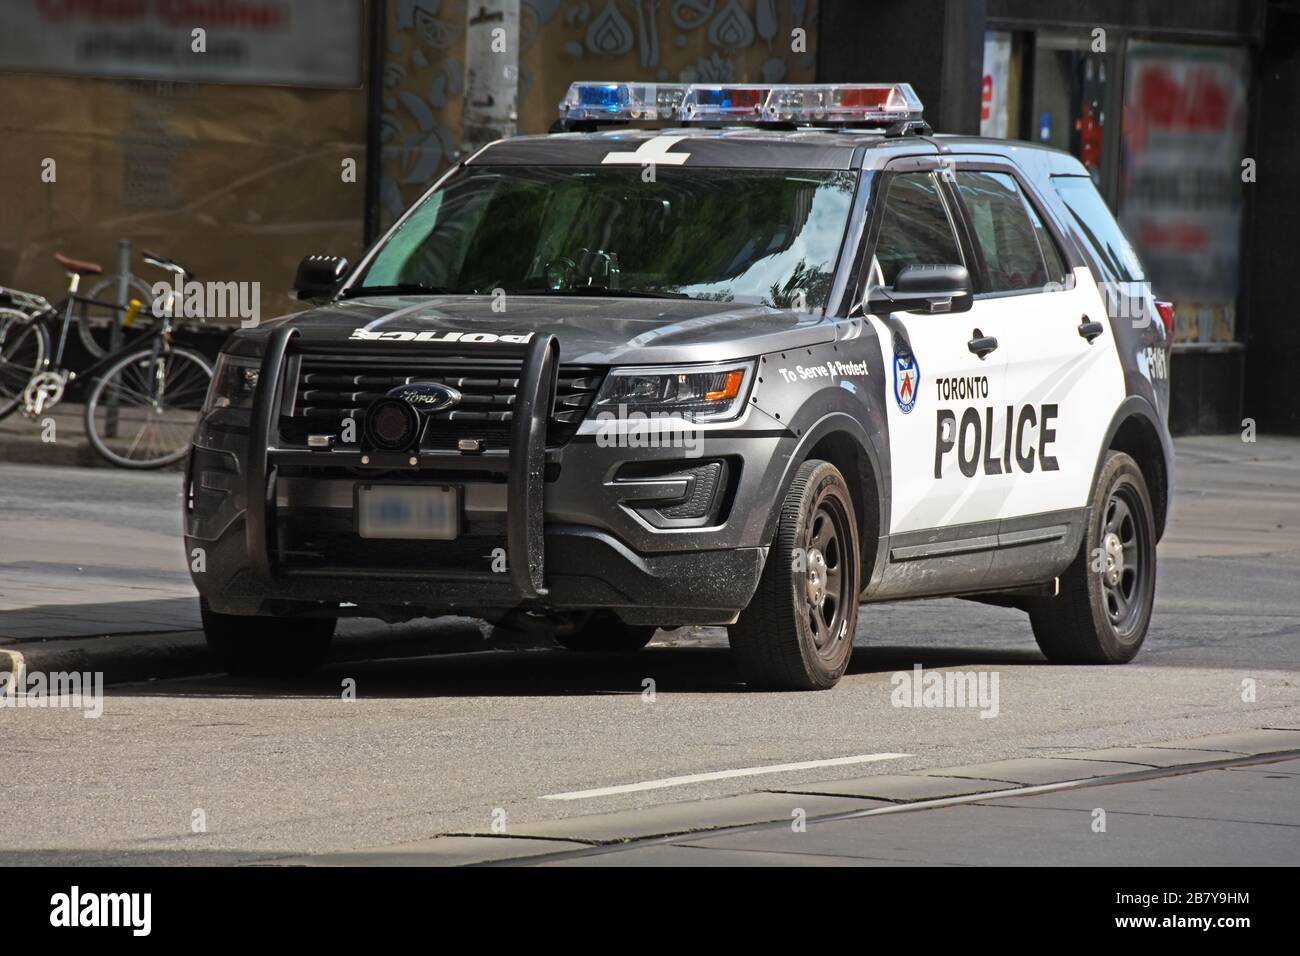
292,255,349,301
868,263,972,315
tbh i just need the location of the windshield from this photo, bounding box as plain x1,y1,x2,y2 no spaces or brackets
351,165,858,308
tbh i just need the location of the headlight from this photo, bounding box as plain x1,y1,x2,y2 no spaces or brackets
203,353,260,413
592,362,753,422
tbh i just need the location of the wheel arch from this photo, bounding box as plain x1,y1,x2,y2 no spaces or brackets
1096,396,1174,540
765,413,889,591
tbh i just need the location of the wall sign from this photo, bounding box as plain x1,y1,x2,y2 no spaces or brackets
0,0,363,88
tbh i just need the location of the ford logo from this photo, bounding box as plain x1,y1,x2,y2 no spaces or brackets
387,382,462,412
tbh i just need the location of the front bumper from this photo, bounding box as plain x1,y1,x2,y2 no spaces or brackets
186,327,787,625
189,517,765,625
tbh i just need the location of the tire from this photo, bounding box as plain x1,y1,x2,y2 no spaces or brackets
0,310,49,421
201,598,336,677
84,346,212,469
553,612,657,652
77,274,157,358
1029,451,1156,664
728,459,860,690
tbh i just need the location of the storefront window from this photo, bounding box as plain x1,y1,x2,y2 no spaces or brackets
1032,33,1109,184
980,31,1022,140
1118,42,1249,344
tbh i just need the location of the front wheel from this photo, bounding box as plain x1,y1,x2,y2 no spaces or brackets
201,598,337,678
84,346,212,468
728,459,860,690
1029,451,1156,663
0,309,49,421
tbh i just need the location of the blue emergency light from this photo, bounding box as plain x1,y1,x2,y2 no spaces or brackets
559,82,688,121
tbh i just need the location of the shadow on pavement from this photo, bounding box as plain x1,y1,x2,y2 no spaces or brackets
101,641,1047,700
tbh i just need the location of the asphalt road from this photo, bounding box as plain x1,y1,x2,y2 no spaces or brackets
1,435,1298,865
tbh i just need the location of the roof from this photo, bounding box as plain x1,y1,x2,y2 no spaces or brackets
469,127,932,170
469,127,1089,177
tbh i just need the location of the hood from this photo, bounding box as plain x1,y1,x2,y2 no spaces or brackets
226,293,836,365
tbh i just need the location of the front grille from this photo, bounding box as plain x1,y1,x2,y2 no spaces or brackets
280,353,604,451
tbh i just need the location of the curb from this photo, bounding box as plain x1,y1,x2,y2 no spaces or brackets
3,631,212,684
0,433,109,469
1,617,557,686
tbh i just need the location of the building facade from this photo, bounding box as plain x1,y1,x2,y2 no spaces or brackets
823,0,1300,434
1,0,1294,433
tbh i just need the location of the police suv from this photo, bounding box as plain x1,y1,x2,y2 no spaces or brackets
187,82,1174,690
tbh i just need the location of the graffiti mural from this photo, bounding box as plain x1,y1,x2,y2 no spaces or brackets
381,0,819,227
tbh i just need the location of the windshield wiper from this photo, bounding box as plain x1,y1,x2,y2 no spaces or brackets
505,287,693,300
341,283,467,298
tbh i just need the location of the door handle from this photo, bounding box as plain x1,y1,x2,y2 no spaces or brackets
967,330,998,359
1078,317,1105,343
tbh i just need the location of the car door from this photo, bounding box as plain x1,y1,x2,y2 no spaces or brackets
950,164,1126,519
860,162,1008,596
947,162,1127,582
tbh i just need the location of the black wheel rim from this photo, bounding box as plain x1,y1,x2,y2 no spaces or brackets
804,492,853,659
1098,485,1148,638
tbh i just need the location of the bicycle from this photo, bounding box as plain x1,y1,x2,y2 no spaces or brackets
0,250,213,469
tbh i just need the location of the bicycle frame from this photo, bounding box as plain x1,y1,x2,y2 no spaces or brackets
1,284,176,417
55,299,177,384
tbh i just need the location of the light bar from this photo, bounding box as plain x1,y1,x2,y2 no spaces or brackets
559,82,687,121
678,84,773,122
763,83,923,124
557,81,925,128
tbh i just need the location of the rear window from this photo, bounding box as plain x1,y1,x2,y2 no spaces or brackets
1051,176,1146,283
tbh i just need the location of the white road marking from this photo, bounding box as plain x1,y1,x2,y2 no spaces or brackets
540,753,912,801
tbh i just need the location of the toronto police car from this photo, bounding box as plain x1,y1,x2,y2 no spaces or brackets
187,82,1174,689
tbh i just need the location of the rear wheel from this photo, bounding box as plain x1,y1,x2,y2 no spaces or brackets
1029,451,1156,663
0,309,48,421
728,459,860,690
84,346,212,468
201,598,336,677
76,274,156,357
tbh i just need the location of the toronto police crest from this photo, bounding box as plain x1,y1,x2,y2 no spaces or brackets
893,349,920,414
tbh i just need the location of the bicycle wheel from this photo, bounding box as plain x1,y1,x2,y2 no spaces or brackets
84,346,212,469
77,274,157,358
0,308,49,421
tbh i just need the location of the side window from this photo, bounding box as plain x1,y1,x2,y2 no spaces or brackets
1052,175,1145,284
870,172,964,288
955,171,1061,293
1022,193,1069,284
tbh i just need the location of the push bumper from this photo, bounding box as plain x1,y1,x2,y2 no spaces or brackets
187,326,774,626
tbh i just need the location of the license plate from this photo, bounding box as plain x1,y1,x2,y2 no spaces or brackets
356,484,460,540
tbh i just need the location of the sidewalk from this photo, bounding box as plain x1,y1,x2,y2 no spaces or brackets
0,403,114,468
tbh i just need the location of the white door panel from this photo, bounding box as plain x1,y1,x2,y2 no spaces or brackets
872,267,1123,535
867,312,1008,534
987,266,1126,519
